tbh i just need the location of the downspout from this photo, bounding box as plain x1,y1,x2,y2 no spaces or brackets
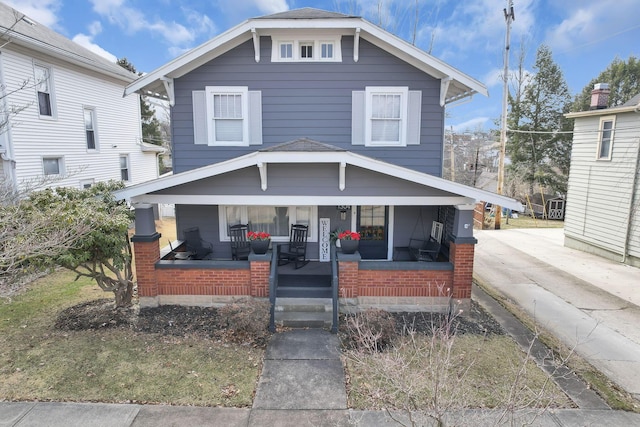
622,105,640,262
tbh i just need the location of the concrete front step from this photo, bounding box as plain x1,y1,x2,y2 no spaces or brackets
274,298,335,328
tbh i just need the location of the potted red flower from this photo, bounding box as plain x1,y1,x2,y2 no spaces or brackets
247,231,271,254
338,230,360,254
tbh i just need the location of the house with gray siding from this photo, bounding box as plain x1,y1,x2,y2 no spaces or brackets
564,85,640,267
117,8,521,326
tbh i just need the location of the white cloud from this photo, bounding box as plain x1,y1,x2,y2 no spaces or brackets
451,117,490,133
4,0,61,27
89,0,201,51
253,0,288,14
545,0,640,53
72,33,117,62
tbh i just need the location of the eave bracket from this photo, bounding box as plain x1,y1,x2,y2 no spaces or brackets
160,76,175,107
252,28,260,63
339,162,346,191
258,162,267,191
440,76,452,107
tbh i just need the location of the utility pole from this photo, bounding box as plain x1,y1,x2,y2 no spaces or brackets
495,0,514,230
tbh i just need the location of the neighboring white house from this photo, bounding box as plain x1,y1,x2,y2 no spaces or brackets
0,2,163,191
565,84,640,267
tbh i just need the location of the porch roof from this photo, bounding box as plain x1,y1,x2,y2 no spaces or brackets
114,139,523,211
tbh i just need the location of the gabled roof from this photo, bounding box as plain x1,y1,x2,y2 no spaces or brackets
0,3,136,83
124,7,488,105
256,8,355,20
114,138,522,211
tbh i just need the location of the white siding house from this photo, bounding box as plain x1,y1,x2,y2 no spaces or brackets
565,87,640,267
0,3,162,190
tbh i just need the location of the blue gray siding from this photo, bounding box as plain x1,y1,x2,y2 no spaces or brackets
152,164,457,198
172,36,444,175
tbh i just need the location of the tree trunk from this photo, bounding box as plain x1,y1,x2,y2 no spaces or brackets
113,280,134,308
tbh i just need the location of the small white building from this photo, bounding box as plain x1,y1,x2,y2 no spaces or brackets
565,84,640,267
0,3,163,191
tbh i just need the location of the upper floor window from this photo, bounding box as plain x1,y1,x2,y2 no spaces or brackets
84,107,97,150
34,64,55,118
206,86,249,146
597,116,615,160
300,42,313,59
321,42,334,59
366,87,408,146
352,87,422,147
279,42,293,59
271,35,342,62
120,155,130,182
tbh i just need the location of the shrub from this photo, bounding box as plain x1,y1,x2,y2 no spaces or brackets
216,298,271,345
343,308,396,352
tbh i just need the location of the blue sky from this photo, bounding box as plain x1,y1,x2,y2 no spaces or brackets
6,0,640,131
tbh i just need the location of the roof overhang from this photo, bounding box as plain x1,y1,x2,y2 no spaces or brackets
565,105,640,119
124,16,487,105
114,148,522,211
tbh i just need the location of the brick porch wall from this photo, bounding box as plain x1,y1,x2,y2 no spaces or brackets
156,268,251,296
357,269,453,297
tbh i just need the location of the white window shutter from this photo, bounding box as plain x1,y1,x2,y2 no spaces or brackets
351,91,365,145
192,90,208,145
406,90,422,145
248,91,263,145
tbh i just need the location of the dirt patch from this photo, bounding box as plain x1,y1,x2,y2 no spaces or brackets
390,300,505,336
56,299,501,340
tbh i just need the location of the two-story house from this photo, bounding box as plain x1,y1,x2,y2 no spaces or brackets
565,84,640,267
118,8,521,324
0,3,163,191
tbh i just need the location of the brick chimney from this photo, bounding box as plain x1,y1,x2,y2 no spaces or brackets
590,83,610,110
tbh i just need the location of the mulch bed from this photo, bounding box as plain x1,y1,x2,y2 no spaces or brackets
55,298,503,338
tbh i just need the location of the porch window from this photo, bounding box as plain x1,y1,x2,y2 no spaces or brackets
219,205,317,242
597,116,615,160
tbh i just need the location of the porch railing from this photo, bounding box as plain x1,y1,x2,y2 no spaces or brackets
268,244,279,333
330,243,339,333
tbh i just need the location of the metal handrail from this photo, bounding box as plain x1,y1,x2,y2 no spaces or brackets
268,244,279,332
330,243,339,333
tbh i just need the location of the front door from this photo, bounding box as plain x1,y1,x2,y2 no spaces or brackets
357,206,388,259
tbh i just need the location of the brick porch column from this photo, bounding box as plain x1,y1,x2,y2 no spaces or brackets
131,204,161,307
449,240,475,313
249,253,270,297
338,252,360,299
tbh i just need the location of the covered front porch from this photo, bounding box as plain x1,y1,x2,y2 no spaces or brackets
120,140,521,325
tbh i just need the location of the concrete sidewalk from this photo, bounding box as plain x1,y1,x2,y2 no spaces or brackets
473,228,640,402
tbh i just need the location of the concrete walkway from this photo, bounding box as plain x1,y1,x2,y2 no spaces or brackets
2,226,640,425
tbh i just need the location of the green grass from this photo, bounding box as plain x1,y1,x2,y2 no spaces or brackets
485,214,565,230
0,270,263,406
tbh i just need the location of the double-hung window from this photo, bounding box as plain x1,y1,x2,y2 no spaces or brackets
597,116,615,160
84,107,97,150
120,155,130,182
366,87,408,146
34,64,54,117
352,87,421,147
206,86,249,145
